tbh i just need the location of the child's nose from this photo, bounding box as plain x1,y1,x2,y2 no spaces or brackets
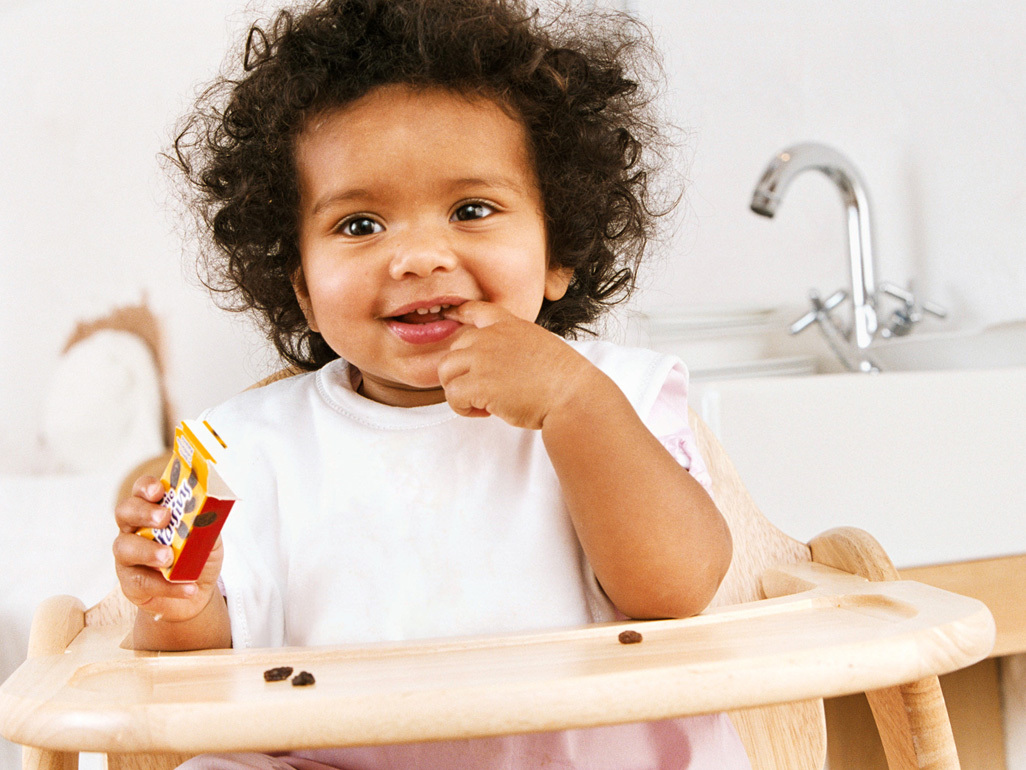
388,231,459,280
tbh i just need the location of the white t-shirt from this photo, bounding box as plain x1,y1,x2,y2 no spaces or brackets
206,339,711,649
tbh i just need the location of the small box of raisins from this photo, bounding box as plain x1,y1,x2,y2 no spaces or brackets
138,420,236,582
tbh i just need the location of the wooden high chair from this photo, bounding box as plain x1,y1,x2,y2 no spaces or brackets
0,391,995,770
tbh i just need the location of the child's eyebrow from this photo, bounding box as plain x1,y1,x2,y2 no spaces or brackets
448,175,532,195
311,176,531,215
311,189,373,216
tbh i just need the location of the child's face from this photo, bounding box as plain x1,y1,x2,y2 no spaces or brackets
292,84,570,407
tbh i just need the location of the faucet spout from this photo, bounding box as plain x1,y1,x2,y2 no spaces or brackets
751,142,879,351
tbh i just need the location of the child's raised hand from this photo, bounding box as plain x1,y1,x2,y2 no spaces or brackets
439,301,599,430
113,475,223,623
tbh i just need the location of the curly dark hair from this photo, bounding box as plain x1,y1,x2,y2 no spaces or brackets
171,0,673,370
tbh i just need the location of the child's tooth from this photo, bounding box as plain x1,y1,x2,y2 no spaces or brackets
429,305,441,313
416,307,429,315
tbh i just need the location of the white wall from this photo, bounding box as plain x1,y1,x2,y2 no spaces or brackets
3,1,1025,471
636,1,1026,324
0,1,278,471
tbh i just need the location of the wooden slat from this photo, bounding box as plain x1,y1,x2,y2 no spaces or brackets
826,659,1008,770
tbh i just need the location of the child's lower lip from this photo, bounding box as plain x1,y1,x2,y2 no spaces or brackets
386,318,461,345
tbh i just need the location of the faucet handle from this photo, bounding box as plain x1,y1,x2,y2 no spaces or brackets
879,282,914,305
878,282,947,338
790,289,847,335
790,288,877,372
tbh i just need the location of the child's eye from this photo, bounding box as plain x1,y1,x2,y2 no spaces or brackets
338,217,383,237
451,202,495,222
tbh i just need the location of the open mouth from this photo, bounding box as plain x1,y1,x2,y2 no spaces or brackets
389,303,458,325
385,301,464,345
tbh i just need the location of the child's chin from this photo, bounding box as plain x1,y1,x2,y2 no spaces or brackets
394,365,443,390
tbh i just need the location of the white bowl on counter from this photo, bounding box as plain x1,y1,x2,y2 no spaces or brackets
642,307,780,368
639,307,817,383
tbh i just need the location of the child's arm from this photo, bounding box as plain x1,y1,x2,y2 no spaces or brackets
440,301,732,620
539,374,731,619
113,476,232,650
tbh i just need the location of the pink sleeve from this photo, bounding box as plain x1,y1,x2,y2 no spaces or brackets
645,363,714,498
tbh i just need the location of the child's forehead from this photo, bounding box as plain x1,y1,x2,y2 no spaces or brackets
297,84,534,167
304,84,519,133
293,84,541,199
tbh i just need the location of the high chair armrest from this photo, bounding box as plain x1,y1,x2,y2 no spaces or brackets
26,596,86,659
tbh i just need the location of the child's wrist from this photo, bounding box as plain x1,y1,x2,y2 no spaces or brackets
540,365,618,435
133,589,229,650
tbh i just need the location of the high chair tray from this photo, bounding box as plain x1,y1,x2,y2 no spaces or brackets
0,562,994,754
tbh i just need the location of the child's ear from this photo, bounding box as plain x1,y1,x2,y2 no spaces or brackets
544,266,573,301
291,266,320,333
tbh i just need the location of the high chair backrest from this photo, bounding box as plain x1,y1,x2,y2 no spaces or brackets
22,367,967,770
687,410,826,768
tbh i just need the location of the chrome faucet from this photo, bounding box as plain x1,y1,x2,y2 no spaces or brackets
751,142,880,372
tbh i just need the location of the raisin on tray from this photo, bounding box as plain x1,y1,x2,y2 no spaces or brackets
292,671,316,687
618,630,643,645
263,666,294,682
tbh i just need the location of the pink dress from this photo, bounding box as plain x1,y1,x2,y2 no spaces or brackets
182,715,749,769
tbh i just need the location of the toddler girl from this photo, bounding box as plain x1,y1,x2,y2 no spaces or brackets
113,0,747,766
